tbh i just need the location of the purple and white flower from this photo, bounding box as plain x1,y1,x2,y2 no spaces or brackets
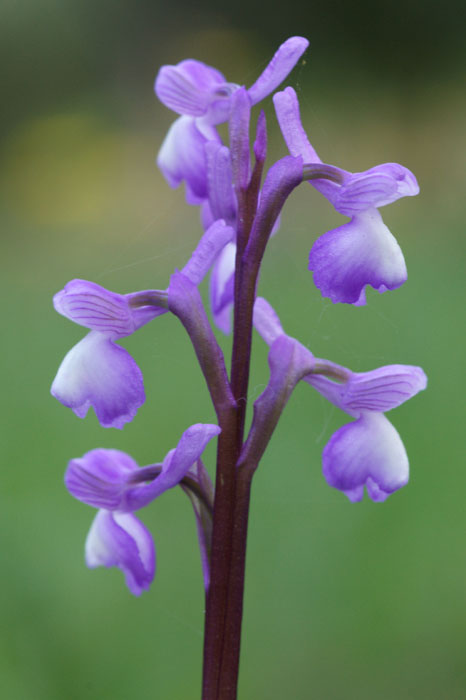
155,37,308,202
253,297,427,501
51,280,166,428
51,221,234,428
273,86,419,304
67,423,220,594
155,37,309,124
306,363,427,501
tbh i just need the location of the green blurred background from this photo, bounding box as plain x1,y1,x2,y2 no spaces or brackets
1,1,465,698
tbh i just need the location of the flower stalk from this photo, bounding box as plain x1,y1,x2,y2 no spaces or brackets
51,35,426,700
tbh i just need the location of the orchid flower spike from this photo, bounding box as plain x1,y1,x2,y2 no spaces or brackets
66,423,221,594
273,87,419,305
254,297,427,502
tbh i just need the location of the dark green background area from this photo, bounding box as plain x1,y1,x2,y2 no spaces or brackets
1,2,465,699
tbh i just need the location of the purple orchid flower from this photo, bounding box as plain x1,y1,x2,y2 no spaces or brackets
273,87,419,305
253,297,427,501
155,37,309,124
155,37,308,203
51,280,166,428
67,423,220,594
51,221,234,428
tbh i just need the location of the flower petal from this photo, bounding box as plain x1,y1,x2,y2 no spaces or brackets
275,88,420,217
253,110,267,165
341,365,427,413
51,331,145,429
65,449,138,509
322,413,409,502
273,87,338,201
181,219,235,285
229,87,251,189
248,37,309,105
306,362,427,416
335,163,419,215
209,241,236,334
308,208,407,304
85,510,155,595
155,60,225,116
157,116,220,204
53,279,135,337
125,423,220,510
253,297,285,346
205,142,237,223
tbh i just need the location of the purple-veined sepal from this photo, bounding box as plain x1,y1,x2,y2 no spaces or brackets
53,279,165,337
65,448,140,509
335,164,419,215
155,59,230,117
307,363,428,416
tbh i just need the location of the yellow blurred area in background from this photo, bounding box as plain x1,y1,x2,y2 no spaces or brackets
3,114,143,227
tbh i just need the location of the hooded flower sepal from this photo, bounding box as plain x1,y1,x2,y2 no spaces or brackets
85,510,155,596
155,37,308,202
155,37,309,125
